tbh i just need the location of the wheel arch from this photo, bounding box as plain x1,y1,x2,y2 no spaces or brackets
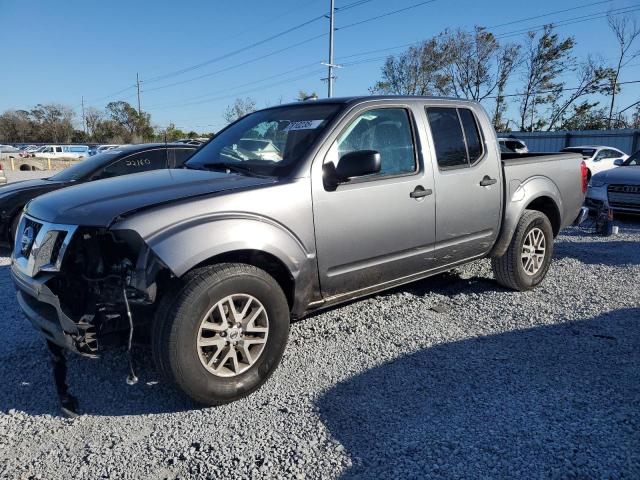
491,176,563,258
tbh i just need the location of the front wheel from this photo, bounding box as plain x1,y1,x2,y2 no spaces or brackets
152,263,290,405
491,209,554,291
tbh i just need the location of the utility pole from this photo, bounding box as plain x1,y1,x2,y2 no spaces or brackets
81,96,86,134
321,0,342,98
136,73,142,115
327,0,335,98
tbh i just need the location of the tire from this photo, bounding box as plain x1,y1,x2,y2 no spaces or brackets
152,263,290,406
491,209,554,291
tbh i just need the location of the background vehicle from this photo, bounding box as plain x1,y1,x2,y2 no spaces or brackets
34,145,90,159
561,145,628,180
11,97,585,407
498,137,528,154
586,150,640,214
0,144,19,153
0,143,197,246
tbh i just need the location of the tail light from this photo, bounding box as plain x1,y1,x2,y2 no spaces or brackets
580,160,588,193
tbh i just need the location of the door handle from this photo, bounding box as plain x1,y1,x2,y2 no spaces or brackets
479,175,497,187
410,185,433,199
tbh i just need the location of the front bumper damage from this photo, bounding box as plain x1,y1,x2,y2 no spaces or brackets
11,214,164,357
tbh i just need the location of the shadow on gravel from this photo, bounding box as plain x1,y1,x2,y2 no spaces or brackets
555,240,640,266
0,343,197,417
317,308,640,479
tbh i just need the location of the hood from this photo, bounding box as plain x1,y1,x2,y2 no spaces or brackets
592,166,640,185
25,168,276,226
0,178,59,196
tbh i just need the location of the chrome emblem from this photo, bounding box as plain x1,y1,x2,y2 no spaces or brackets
623,185,639,193
20,225,35,255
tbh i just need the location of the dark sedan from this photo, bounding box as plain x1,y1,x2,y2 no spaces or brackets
0,143,198,246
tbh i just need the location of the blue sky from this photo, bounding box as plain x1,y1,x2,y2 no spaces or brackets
1,0,639,132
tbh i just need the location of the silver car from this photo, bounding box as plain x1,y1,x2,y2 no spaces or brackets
586,151,640,214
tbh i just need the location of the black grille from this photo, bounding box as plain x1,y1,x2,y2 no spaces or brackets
607,184,640,210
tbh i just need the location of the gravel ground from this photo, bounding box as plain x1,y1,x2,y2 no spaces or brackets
0,219,639,479
4,170,51,183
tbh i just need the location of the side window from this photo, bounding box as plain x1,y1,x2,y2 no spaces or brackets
55,146,62,153
426,107,468,168
459,109,484,164
606,149,622,159
334,108,416,177
100,149,167,178
426,107,485,169
595,150,608,161
172,148,196,167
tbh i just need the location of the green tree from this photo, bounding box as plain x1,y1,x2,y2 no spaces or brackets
223,97,257,124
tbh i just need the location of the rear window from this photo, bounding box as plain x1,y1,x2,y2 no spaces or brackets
562,148,596,158
426,107,485,169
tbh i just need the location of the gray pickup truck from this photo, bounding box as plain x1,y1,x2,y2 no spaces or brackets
11,96,586,407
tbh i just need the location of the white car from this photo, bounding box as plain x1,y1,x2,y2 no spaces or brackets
561,146,628,180
498,137,528,154
34,145,89,159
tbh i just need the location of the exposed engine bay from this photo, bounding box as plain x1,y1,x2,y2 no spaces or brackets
14,218,169,357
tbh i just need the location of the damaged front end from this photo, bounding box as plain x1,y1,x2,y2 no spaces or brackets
11,214,167,357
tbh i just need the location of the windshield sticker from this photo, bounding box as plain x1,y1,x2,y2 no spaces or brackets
283,120,324,131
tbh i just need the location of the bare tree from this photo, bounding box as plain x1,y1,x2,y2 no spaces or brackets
370,37,451,95
546,57,615,130
518,25,575,131
606,14,640,128
441,27,520,103
223,97,257,124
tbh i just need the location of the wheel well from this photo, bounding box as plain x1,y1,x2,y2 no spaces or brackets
19,164,31,171
193,250,295,309
526,196,561,236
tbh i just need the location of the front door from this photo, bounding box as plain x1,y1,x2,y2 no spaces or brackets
312,106,436,298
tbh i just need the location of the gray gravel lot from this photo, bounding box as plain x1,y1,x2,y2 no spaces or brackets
0,219,639,479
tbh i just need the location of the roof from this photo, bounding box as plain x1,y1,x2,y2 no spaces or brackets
274,95,475,108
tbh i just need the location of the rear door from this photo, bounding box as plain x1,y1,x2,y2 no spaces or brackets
312,103,436,297
424,104,502,266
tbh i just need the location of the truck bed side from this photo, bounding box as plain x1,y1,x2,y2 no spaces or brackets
491,152,584,257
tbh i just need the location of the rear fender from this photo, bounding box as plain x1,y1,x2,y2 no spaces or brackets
490,176,563,257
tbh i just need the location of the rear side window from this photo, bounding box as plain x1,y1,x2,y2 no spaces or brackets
172,148,196,167
459,109,483,163
426,107,485,169
99,149,167,178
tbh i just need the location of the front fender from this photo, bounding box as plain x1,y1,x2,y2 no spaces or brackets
123,212,314,280
490,176,563,257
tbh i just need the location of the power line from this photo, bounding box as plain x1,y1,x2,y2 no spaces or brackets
487,0,613,29
146,68,326,111
485,79,640,99
142,0,376,85
335,0,438,31
145,61,322,108
142,33,327,93
496,5,640,39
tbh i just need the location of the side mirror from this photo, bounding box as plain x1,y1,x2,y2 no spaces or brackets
614,159,624,166
336,150,381,179
323,150,381,190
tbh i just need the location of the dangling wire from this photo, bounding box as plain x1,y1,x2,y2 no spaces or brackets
122,287,139,385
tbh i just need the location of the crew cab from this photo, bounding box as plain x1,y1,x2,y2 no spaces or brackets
11,96,586,406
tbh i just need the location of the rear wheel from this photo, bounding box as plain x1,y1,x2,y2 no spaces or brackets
152,263,290,405
491,210,554,291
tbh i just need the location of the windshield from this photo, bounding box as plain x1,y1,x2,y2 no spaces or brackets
562,147,596,158
623,151,640,166
186,104,342,177
47,150,124,181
